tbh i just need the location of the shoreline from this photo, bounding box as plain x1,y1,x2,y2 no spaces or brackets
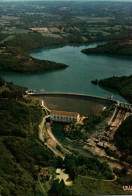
82,40,132,56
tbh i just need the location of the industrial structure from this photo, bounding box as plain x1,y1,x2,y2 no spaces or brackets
50,110,80,123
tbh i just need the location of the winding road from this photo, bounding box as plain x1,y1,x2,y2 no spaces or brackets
38,99,132,176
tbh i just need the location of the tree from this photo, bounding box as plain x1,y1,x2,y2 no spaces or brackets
48,179,72,196
0,77,5,86
55,156,63,168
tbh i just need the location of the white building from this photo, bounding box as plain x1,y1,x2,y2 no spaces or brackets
56,168,61,175
50,110,80,123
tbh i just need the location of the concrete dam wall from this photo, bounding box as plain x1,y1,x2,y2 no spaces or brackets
31,92,117,116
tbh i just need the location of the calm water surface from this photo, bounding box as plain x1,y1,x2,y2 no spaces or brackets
0,43,132,102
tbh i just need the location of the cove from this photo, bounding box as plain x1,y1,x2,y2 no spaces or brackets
0,43,132,102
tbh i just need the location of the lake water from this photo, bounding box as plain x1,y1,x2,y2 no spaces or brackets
0,43,132,102
1,0,132,2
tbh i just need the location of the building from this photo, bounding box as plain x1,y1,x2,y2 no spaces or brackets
55,168,73,186
50,110,80,123
76,116,86,126
40,168,48,176
56,168,61,175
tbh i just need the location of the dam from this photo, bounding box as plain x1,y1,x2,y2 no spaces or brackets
30,92,117,116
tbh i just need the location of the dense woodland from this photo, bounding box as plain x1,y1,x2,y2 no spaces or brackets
64,154,114,180
0,53,68,73
64,109,110,140
6,33,68,51
48,154,114,196
0,34,68,73
0,78,56,195
97,75,132,103
114,115,132,164
82,40,132,56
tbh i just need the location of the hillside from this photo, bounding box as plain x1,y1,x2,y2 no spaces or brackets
0,78,132,195
82,40,132,56
114,115,132,164
0,53,68,73
0,78,56,195
92,75,132,103
0,35,69,73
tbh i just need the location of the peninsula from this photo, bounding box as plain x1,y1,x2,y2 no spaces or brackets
0,52,68,73
92,75,132,103
0,34,69,73
0,1,132,73
82,40,132,56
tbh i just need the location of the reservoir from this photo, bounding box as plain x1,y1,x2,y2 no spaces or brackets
0,43,132,102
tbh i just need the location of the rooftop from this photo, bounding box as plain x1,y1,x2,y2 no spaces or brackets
51,110,79,116
40,168,48,176
56,168,61,174
76,116,86,125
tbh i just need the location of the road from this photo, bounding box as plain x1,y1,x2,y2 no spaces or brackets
38,101,131,174
39,115,50,142
79,171,117,182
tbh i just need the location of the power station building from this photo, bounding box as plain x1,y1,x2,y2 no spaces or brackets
50,110,80,123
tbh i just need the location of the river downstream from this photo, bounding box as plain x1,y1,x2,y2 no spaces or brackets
0,43,132,102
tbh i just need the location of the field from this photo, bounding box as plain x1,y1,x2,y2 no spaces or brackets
1,1,132,45
1,28,31,35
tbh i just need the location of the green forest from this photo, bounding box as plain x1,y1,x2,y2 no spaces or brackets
0,35,68,73
0,53,68,73
82,40,132,56
114,115,132,164
92,75,132,103
0,78,56,195
64,109,110,140
6,33,68,51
